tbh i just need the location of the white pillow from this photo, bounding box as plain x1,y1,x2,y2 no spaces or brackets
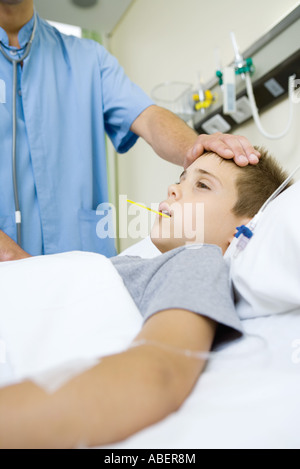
225,180,300,319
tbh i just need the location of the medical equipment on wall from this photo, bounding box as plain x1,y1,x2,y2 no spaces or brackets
150,7,300,136
216,32,296,140
151,80,215,123
151,82,195,122
234,162,300,257
193,6,300,135
0,9,37,246
193,89,215,113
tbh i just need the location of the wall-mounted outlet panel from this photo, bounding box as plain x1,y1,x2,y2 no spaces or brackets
193,6,300,134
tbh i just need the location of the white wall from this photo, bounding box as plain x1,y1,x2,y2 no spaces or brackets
110,0,300,251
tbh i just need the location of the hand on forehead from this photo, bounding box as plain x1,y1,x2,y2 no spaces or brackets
184,133,260,170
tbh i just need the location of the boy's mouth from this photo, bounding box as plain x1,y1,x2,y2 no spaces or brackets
158,202,172,218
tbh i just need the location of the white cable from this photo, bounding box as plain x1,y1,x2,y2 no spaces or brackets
245,72,295,140
230,31,244,66
130,333,268,361
259,162,300,213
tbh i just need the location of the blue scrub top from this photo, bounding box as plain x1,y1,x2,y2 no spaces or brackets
0,14,153,257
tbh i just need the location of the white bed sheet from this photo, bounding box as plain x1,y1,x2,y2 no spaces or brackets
100,310,300,450
0,251,143,387
117,238,300,448
0,248,299,449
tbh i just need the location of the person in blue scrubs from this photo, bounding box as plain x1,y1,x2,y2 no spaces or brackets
0,0,260,260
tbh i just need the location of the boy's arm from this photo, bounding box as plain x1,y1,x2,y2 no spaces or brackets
0,309,216,449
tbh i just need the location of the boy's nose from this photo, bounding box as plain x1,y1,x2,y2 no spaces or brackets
168,183,181,200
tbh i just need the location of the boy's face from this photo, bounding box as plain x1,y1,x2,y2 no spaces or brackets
151,153,250,254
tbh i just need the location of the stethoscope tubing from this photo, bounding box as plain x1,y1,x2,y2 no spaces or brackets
0,10,37,246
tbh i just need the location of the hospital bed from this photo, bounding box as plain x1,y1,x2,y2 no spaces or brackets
0,181,299,449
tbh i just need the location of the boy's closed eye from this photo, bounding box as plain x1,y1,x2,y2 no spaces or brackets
196,181,210,190
174,180,210,190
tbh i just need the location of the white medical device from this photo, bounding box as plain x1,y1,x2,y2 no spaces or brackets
230,32,296,140
0,10,37,246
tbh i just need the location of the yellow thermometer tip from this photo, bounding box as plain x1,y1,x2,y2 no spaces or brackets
126,199,170,218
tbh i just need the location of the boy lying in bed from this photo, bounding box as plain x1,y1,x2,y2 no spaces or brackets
0,148,289,449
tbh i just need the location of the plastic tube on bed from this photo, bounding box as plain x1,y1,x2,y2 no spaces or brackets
25,328,272,396
29,334,269,394
130,333,268,362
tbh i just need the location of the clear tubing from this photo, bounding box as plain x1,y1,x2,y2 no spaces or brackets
29,334,268,394
230,31,295,140
230,31,243,66
245,162,300,238
259,162,300,214
245,72,295,140
233,163,300,258
130,333,268,361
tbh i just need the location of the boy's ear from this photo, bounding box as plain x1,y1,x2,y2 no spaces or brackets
227,217,252,247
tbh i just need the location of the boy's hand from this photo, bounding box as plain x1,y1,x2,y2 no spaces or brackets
184,132,261,169
0,230,31,262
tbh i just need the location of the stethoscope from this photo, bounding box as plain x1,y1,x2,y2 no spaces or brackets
0,10,37,246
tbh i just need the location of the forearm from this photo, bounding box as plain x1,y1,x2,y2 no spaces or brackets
0,346,195,449
0,310,215,449
131,105,261,169
131,105,198,166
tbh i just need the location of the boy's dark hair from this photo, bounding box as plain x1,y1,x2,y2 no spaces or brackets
231,146,291,218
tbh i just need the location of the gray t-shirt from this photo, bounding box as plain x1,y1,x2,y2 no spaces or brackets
111,244,242,337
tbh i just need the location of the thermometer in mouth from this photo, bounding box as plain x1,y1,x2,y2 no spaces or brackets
127,199,171,218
